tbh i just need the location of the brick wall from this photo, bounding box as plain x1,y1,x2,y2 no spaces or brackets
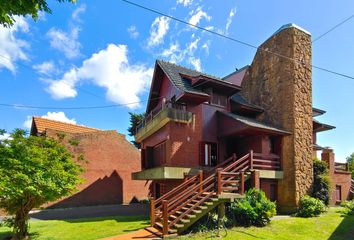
44,129,149,208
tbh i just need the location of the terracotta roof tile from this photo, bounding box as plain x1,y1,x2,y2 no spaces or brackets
31,117,101,135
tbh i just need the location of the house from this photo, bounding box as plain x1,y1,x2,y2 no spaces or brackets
132,24,353,235
31,117,149,207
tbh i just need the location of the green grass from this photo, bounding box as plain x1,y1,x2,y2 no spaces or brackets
0,215,149,240
1,208,353,240
180,207,354,240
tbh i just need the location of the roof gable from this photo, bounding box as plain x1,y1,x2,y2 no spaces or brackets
31,117,101,135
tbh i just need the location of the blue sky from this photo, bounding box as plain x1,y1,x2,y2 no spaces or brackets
0,0,353,162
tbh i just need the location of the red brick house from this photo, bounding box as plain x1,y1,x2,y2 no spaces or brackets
31,117,149,207
132,24,353,235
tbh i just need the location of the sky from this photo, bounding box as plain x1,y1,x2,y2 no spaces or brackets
0,0,354,162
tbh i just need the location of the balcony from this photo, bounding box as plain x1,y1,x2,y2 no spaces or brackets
135,103,193,142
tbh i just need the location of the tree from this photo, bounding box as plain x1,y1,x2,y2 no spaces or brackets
312,159,330,205
127,112,144,149
0,129,83,240
346,152,354,178
0,0,75,28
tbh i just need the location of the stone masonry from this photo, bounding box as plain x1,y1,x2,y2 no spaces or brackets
241,25,313,212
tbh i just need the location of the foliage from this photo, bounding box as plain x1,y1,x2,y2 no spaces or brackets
127,112,144,149
346,152,354,178
312,159,331,205
189,210,228,233
0,0,75,27
296,195,326,218
0,129,83,240
341,200,354,216
230,188,276,226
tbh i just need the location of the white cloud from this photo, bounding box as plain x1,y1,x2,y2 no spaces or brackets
177,0,192,6
189,57,201,71
127,25,139,39
202,41,210,55
188,7,211,26
47,27,81,59
72,4,86,22
0,133,10,141
33,61,56,76
188,38,200,52
226,7,236,33
47,44,153,109
23,112,76,129
0,16,29,72
147,16,170,47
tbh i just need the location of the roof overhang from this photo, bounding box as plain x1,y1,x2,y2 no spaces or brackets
313,119,335,132
313,144,324,151
180,74,241,96
313,107,326,117
218,111,291,138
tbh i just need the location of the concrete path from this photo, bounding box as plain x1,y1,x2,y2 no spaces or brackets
0,203,149,221
102,228,161,240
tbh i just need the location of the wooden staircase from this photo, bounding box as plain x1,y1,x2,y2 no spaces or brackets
350,179,354,196
147,151,265,237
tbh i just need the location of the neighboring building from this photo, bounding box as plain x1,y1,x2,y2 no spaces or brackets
31,117,149,207
132,23,353,219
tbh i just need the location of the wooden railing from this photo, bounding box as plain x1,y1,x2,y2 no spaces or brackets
350,179,354,194
149,150,282,235
252,153,281,170
335,162,349,172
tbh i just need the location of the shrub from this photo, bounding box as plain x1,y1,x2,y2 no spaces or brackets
296,195,326,217
230,188,276,227
341,200,354,215
312,159,331,205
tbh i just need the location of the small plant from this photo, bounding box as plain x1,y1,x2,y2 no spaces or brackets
296,195,326,217
341,200,354,215
230,188,276,226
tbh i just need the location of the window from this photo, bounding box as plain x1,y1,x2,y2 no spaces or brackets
336,185,342,202
153,141,167,166
200,142,217,166
203,88,227,107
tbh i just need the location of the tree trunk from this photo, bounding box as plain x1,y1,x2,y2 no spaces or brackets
11,208,30,240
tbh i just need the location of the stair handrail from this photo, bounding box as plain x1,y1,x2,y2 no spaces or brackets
154,173,200,205
206,154,237,175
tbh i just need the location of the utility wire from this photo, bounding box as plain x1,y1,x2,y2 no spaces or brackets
312,13,354,43
0,97,164,110
121,0,354,80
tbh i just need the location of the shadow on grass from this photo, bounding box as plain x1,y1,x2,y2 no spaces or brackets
328,211,354,240
0,231,12,240
63,215,149,224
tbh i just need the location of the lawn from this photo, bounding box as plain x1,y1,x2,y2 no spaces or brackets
0,208,353,240
182,207,354,240
0,215,149,240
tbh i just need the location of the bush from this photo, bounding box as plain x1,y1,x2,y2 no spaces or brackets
312,159,331,205
296,195,326,217
230,188,276,227
341,200,354,215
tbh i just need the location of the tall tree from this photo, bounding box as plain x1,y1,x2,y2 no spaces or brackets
0,0,75,27
346,152,354,178
0,129,83,240
127,112,144,149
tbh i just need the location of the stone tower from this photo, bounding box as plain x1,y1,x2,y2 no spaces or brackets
241,24,313,212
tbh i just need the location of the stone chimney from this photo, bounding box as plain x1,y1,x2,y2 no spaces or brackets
241,24,313,212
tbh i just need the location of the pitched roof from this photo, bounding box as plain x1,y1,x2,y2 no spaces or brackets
219,111,291,135
31,117,101,135
157,60,229,96
230,93,264,112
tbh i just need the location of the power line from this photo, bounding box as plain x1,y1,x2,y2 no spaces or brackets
121,0,354,80
0,97,164,110
312,13,354,43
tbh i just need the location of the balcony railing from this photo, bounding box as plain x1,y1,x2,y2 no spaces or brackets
335,162,350,172
135,102,193,142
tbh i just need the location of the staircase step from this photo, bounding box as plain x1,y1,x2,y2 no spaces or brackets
204,201,214,206
154,222,178,234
